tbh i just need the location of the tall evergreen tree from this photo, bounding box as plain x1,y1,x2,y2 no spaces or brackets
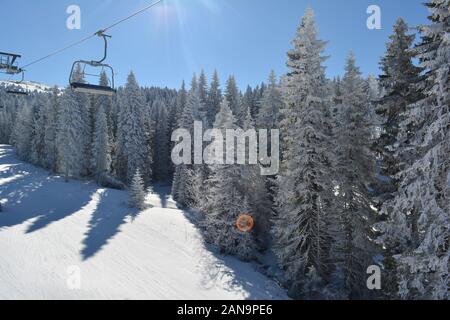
11,102,33,161
225,76,242,125
203,98,257,261
30,100,46,166
57,88,88,180
152,99,170,181
273,9,335,298
376,0,449,300
116,72,147,184
206,70,222,128
333,52,377,298
43,88,59,172
172,76,199,207
375,18,422,200
257,71,283,130
372,18,423,298
129,169,146,210
91,104,111,181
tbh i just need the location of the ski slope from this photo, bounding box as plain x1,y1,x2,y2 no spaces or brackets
0,145,286,300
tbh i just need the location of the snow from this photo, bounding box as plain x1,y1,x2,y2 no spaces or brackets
0,81,61,93
0,145,286,300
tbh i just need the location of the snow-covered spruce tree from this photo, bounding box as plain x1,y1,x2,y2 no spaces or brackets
198,70,209,120
91,104,111,181
224,76,243,125
241,86,255,121
172,76,199,207
0,89,15,144
151,99,170,181
273,8,335,299
116,72,147,184
375,0,449,300
203,98,257,261
253,81,267,118
30,98,47,166
141,103,155,186
332,52,377,299
371,18,423,298
168,81,188,179
129,169,146,210
206,70,222,128
11,101,33,161
189,72,223,211
172,81,187,134
56,92,81,179
56,67,90,180
375,18,422,201
257,70,283,130
42,88,60,172
239,105,273,249
90,72,113,174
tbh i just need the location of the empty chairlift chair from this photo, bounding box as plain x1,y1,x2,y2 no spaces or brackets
69,32,116,96
0,52,28,95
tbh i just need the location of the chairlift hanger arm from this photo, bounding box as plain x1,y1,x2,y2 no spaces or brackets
92,32,111,65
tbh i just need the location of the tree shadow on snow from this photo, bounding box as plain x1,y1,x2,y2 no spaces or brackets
179,208,286,300
194,242,286,300
80,189,138,260
152,183,172,208
0,149,94,233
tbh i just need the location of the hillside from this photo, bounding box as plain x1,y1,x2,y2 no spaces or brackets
0,145,286,300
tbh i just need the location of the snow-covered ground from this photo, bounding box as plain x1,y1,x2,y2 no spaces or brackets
0,80,60,93
0,145,286,300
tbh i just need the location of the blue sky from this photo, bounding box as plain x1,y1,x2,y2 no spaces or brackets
1,0,429,89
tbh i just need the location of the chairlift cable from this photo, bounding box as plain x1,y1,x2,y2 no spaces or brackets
21,34,96,69
21,0,164,70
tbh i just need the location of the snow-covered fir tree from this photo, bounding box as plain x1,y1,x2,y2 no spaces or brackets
371,17,423,298
57,69,90,180
171,76,199,207
375,18,422,201
10,101,33,161
375,0,449,300
332,52,378,299
42,88,60,172
129,169,146,210
91,104,111,181
206,70,222,128
116,72,147,184
29,98,46,166
273,8,336,299
224,76,243,125
151,99,170,181
203,98,257,261
257,70,283,130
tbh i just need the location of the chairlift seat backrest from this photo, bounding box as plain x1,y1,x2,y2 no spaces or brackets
6,89,28,96
70,82,116,96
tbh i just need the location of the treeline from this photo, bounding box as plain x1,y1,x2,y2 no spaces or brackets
0,0,448,300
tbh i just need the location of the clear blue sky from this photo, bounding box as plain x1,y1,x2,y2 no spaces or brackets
1,0,429,89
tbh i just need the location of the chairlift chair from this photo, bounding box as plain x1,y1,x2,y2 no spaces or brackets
0,52,28,95
5,70,28,95
0,52,21,73
69,32,116,96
